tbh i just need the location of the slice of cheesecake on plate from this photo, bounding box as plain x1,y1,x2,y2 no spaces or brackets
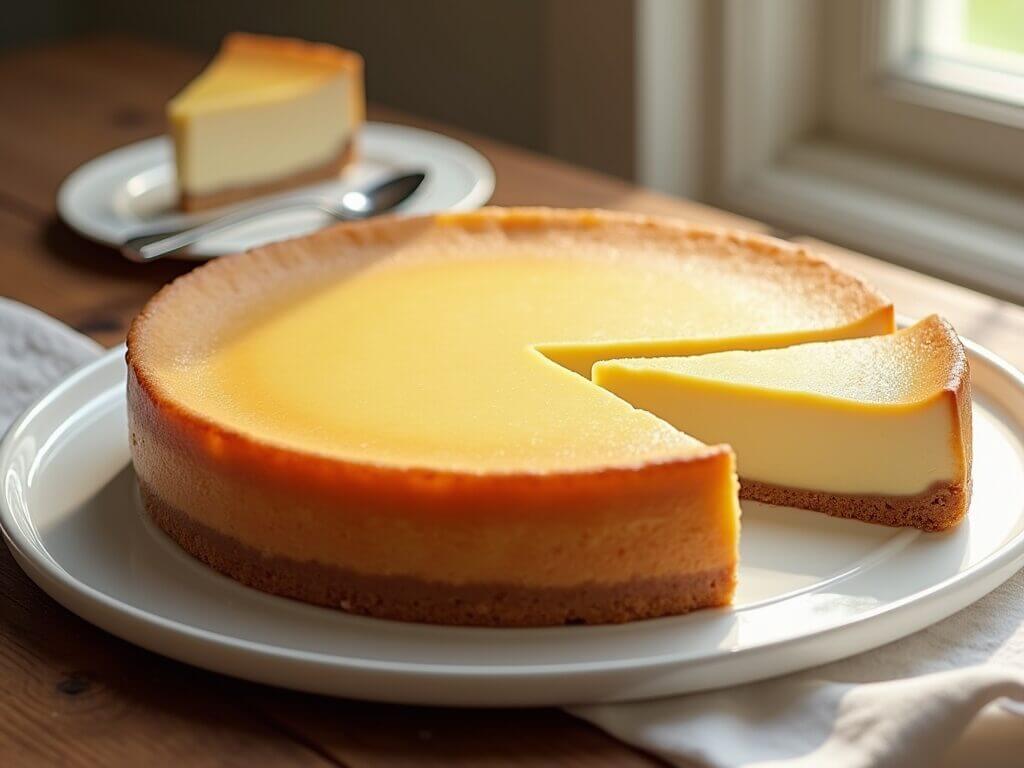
168,33,364,212
594,315,972,531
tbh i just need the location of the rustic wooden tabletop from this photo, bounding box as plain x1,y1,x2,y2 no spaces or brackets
2,37,1023,767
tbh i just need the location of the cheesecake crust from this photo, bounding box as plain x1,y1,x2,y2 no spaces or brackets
142,483,736,627
180,139,356,212
740,479,970,531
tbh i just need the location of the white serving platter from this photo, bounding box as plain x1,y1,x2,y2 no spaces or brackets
2,339,1023,706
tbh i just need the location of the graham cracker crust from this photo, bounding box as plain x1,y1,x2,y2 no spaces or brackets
740,478,969,532
140,483,736,627
180,139,356,212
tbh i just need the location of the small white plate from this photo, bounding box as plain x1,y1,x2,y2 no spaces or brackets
57,123,495,258
3,339,1024,707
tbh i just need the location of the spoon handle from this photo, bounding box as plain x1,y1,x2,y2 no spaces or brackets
120,196,335,263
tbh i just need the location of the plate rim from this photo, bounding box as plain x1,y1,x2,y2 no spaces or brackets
3,333,1024,691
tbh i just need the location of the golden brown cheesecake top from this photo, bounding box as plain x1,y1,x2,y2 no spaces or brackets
598,315,968,406
127,208,893,475
168,32,363,116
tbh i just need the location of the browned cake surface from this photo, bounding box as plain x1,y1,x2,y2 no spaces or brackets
740,479,970,532
142,483,736,627
180,140,355,212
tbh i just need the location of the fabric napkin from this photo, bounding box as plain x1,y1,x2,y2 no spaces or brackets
3,298,1022,767
0,297,103,432
572,567,1024,766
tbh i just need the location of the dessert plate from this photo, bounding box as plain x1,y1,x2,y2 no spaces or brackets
3,337,1024,707
57,122,495,258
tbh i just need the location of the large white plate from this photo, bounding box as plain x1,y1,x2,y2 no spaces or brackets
3,339,1024,707
56,123,495,258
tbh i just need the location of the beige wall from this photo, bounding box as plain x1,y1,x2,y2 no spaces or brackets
4,0,636,179
544,0,635,179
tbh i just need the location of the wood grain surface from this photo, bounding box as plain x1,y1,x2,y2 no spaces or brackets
0,36,1022,767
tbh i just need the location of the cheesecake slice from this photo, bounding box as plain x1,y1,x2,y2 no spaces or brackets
594,315,972,531
168,33,364,211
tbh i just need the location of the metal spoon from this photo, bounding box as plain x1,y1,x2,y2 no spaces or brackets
121,171,426,262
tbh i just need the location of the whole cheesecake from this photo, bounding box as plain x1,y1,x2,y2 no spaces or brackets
127,208,897,626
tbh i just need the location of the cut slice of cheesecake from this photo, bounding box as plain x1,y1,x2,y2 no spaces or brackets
594,315,972,531
168,33,364,211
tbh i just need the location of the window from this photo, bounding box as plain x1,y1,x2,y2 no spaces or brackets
637,0,1024,301
827,0,1024,186
913,0,1024,107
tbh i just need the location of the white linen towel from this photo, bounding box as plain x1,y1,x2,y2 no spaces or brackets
0,297,102,431
573,544,1024,767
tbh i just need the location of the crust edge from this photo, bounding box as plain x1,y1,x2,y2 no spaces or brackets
740,478,969,531
142,482,737,627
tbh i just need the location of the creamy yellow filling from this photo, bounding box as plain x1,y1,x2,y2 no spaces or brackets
156,248,890,473
169,48,347,112
170,78,354,195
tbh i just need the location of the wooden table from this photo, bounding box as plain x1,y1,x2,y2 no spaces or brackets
2,38,1023,767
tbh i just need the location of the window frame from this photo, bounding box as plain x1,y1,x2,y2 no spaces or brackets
644,0,1024,302
827,0,1024,184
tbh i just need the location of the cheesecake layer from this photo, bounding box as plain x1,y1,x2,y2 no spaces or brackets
144,483,736,626
592,373,962,496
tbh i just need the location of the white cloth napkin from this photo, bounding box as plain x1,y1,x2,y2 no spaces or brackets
572,557,1024,766
0,297,103,432
3,298,1022,766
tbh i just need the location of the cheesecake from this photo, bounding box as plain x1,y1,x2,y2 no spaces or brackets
127,208,898,626
168,33,364,212
594,315,972,530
